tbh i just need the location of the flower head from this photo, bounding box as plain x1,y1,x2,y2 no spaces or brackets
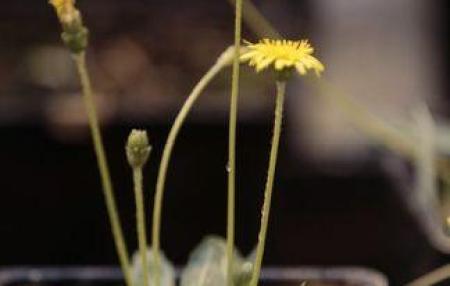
241,39,324,77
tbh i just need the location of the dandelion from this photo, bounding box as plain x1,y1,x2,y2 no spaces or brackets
246,39,325,286
241,39,324,77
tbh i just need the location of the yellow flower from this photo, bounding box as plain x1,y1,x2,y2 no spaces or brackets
49,0,77,23
241,39,324,77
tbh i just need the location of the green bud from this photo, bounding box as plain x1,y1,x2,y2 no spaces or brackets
126,129,151,168
50,1,89,54
61,26,88,54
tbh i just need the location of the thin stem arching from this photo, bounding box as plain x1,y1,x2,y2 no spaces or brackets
151,49,235,286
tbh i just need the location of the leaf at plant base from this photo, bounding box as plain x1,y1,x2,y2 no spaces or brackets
234,246,256,286
180,235,245,286
131,247,176,286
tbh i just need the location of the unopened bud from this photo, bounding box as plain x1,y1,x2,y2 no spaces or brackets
61,27,88,54
49,0,88,54
126,129,151,168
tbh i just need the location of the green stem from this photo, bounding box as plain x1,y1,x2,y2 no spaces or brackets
250,81,286,286
227,1,243,285
73,53,132,286
152,49,234,286
133,166,149,286
227,0,281,39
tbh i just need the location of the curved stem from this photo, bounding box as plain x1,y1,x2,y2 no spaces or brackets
73,53,132,286
151,50,234,286
133,166,149,286
250,81,286,286
227,0,243,285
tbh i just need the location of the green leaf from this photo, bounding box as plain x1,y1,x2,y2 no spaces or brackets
234,247,256,286
180,235,246,286
130,247,176,286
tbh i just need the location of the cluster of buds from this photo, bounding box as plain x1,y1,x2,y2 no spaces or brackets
49,0,88,54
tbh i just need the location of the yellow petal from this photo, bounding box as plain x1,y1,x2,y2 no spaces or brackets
256,57,274,72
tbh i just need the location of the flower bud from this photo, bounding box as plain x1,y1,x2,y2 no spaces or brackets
126,129,151,168
61,27,89,54
49,0,89,54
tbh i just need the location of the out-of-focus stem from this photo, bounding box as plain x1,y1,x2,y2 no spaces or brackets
310,77,416,159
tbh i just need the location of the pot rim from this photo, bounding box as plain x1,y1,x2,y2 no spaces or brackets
0,266,388,286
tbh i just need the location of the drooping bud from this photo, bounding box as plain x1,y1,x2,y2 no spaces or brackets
126,129,151,168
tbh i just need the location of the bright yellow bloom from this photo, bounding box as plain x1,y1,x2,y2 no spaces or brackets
241,39,324,76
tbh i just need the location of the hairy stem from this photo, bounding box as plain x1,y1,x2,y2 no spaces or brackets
250,81,286,286
133,166,149,286
152,49,235,286
73,53,132,286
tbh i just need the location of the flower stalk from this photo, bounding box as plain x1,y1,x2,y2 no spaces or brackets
126,130,152,286
250,80,286,286
152,47,237,286
49,2,132,284
227,0,244,285
133,168,148,286
240,37,323,285
73,53,132,286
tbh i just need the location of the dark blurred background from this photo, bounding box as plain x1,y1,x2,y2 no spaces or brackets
0,1,449,285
